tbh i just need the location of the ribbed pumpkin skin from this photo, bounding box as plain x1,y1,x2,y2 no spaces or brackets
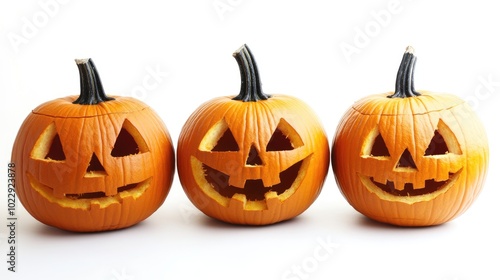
333,91,489,226
177,94,330,225
11,96,175,232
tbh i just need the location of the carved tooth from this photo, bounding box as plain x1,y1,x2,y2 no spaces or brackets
229,194,247,210
90,202,101,211
434,170,452,182
412,178,427,190
393,181,407,191
371,175,387,185
228,176,247,189
265,191,278,199
265,191,281,209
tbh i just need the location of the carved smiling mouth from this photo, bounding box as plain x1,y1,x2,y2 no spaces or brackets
370,172,458,196
359,168,463,203
27,173,151,210
64,183,142,199
190,155,310,210
203,160,303,201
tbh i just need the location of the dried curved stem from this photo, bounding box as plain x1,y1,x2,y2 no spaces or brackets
388,46,421,98
73,58,114,105
232,44,270,102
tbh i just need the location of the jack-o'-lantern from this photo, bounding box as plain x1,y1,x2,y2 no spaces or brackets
177,45,329,225
11,59,175,232
332,47,489,226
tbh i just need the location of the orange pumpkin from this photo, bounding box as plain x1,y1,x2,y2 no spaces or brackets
11,59,175,232
332,47,489,226
177,45,329,225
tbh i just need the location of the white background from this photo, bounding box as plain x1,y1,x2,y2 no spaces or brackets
1,1,499,279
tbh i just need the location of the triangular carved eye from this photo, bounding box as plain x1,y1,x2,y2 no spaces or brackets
424,131,449,156
371,134,390,157
199,119,239,152
212,128,239,151
31,122,66,161
111,119,149,157
266,128,293,151
424,120,462,156
266,119,303,151
362,127,390,158
46,134,65,160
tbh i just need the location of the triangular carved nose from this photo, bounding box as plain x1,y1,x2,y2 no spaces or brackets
395,148,417,171
246,145,263,166
84,153,108,177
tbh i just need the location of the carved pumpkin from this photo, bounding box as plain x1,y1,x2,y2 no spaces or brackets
11,59,175,232
177,45,329,225
332,47,489,226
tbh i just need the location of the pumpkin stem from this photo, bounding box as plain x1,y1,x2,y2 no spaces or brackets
72,58,115,105
388,46,421,98
232,44,270,102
